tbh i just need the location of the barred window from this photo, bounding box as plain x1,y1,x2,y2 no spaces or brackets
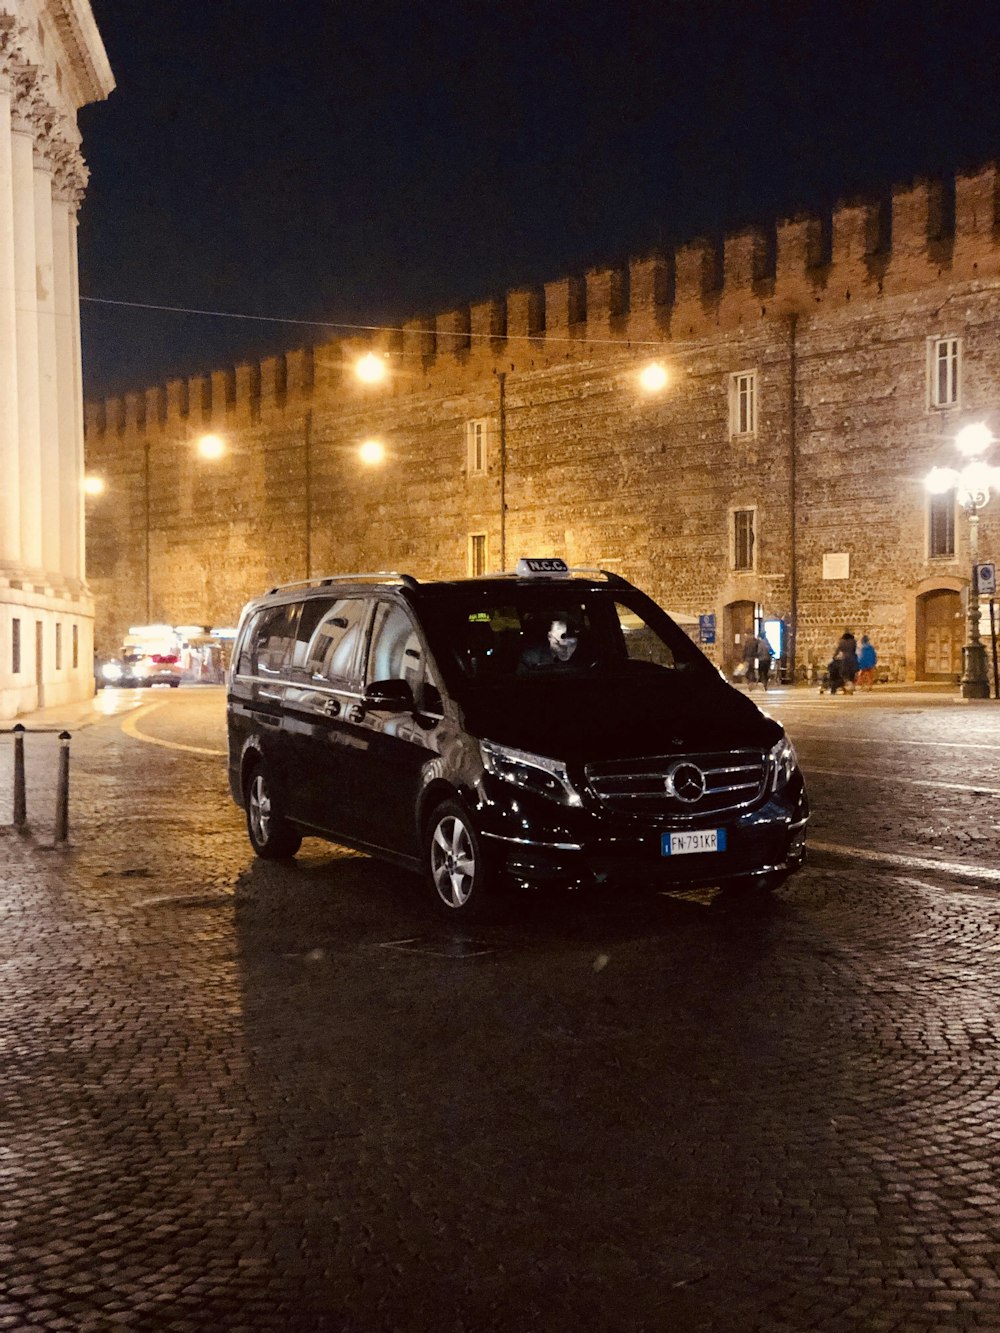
469,533,488,576
928,492,955,558
732,509,756,571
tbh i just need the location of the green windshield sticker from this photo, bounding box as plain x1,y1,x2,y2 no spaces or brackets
468,612,491,622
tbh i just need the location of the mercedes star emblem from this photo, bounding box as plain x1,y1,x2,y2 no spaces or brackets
665,762,706,803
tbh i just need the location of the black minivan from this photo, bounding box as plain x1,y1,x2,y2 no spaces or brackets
226,559,808,914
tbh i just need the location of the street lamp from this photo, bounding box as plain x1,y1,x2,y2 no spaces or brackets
358,438,386,466
196,432,226,461
355,352,388,384
924,423,1000,699
638,361,669,393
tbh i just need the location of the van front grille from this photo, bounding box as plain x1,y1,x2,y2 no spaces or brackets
584,749,769,818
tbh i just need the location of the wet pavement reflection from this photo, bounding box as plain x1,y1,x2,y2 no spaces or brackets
3,686,1000,1328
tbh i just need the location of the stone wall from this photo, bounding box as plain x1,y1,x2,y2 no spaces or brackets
84,166,1000,680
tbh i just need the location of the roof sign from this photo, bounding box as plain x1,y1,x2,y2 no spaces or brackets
515,557,570,577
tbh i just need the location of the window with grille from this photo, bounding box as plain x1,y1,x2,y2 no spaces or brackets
466,419,488,475
469,533,488,576
729,371,757,437
930,337,960,409
55,623,62,671
732,509,756,571
12,618,20,673
72,624,79,669
928,492,955,557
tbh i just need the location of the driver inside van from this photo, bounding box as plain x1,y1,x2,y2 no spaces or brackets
519,617,581,670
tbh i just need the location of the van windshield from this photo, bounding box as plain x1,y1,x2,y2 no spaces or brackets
420,588,707,686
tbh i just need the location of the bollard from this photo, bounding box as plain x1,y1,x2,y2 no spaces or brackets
12,722,26,830
54,730,71,844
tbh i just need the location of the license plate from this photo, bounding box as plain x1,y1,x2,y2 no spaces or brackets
662,829,726,856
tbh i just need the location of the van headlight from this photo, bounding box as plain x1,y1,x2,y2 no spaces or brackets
101,661,123,682
480,740,582,807
769,735,799,791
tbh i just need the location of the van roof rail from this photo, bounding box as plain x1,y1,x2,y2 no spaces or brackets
266,572,420,595
565,565,630,586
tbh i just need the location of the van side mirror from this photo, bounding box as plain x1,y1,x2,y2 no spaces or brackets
363,678,414,714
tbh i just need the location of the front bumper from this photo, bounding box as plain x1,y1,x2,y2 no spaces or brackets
474,775,808,890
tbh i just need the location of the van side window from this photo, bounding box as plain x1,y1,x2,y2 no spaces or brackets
367,601,442,711
289,598,336,672
252,602,301,678
305,598,368,684
233,612,261,677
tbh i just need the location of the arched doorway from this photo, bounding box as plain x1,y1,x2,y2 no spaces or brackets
916,588,963,680
722,600,759,676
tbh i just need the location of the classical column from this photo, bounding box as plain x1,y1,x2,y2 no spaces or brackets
11,76,42,575
34,135,59,578
0,43,20,569
68,180,85,584
52,146,84,586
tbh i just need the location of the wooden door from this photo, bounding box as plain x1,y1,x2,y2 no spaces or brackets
920,590,962,679
723,600,757,675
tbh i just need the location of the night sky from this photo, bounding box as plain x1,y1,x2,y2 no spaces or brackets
79,1,1000,401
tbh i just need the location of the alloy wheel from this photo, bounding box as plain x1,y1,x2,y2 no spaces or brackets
431,814,477,909
249,772,271,846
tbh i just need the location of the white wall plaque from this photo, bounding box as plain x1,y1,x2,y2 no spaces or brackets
822,552,850,580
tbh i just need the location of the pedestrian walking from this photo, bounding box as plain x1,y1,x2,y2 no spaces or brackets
856,634,877,690
755,631,774,690
740,633,759,688
836,629,859,694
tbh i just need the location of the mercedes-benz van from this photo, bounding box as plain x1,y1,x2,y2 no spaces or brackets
226,559,808,915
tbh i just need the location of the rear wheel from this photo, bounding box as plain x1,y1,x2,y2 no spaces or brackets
425,800,493,916
244,760,302,859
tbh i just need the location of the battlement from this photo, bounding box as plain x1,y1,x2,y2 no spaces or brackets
84,162,1000,444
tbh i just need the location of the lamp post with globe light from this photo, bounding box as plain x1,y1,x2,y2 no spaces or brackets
924,422,999,699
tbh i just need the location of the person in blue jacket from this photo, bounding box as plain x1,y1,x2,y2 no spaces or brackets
856,634,878,690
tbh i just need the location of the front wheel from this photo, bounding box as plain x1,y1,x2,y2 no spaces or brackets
244,761,302,859
425,800,494,916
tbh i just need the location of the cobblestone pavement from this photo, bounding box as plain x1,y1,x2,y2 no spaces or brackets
3,687,1000,1330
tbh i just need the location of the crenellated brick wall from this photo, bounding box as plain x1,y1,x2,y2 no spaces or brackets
85,164,1000,681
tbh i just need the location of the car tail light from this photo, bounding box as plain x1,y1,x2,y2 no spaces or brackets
151,654,179,664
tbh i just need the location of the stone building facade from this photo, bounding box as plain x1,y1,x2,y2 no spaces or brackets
0,1,112,719
85,165,1000,684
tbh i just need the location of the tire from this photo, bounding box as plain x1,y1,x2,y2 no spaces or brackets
169,679,180,688
244,760,302,859
425,799,493,916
